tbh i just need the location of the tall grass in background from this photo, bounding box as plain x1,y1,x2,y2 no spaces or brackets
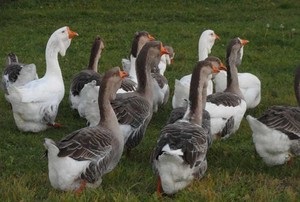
0,0,299,201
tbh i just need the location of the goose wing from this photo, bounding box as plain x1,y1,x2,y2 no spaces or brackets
152,122,208,168
258,106,300,140
57,126,113,161
70,70,102,96
207,92,242,107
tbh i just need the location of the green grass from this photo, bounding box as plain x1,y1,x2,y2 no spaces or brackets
1,0,300,201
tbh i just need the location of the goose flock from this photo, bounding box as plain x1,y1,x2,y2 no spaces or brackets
1,26,300,195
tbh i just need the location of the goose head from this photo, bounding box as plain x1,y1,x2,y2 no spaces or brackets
226,37,249,67
205,56,227,71
131,31,155,57
48,26,78,57
198,29,220,60
165,45,175,65
100,66,128,101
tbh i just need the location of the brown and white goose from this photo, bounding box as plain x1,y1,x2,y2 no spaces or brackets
2,53,38,100
120,31,155,85
246,66,300,166
69,36,136,111
205,37,248,139
69,36,104,110
151,60,220,195
214,40,261,109
112,41,169,154
167,56,226,124
44,67,128,192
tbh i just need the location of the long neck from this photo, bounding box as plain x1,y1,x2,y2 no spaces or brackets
198,40,211,61
136,54,153,104
225,50,244,99
184,69,207,125
128,55,137,82
98,86,119,129
44,40,62,80
158,55,167,75
295,67,300,106
87,49,101,72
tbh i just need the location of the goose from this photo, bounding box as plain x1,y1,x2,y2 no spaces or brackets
172,29,220,108
69,36,104,110
205,37,248,139
246,66,300,166
6,26,78,132
2,53,38,101
213,41,261,109
121,31,155,84
157,45,175,75
112,41,169,154
150,45,175,113
70,36,136,111
167,56,226,123
44,67,128,192
151,60,220,195
171,56,226,109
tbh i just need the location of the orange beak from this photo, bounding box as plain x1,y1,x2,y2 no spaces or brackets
219,62,227,71
67,27,79,39
148,34,155,41
239,38,249,46
119,70,128,78
160,43,170,56
214,33,220,40
212,65,220,73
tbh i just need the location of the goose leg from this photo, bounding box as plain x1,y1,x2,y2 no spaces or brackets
47,122,62,128
156,176,163,197
75,180,87,195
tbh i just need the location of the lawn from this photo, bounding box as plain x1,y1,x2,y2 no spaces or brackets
0,0,300,201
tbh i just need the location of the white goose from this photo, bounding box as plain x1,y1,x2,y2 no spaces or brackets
157,45,175,75
2,53,38,102
6,26,78,132
213,40,261,109
44,67,128,192
246,66,300,166
172,29,220,108
151,60,220,195
205,37,248,139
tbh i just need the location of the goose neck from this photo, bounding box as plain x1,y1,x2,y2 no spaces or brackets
225,51,244,99
136,64,153,100
128,55,137,82
44,41,63,80
198,46,210,61
87,51,101,72
98,88,121,134
184,68,208,125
